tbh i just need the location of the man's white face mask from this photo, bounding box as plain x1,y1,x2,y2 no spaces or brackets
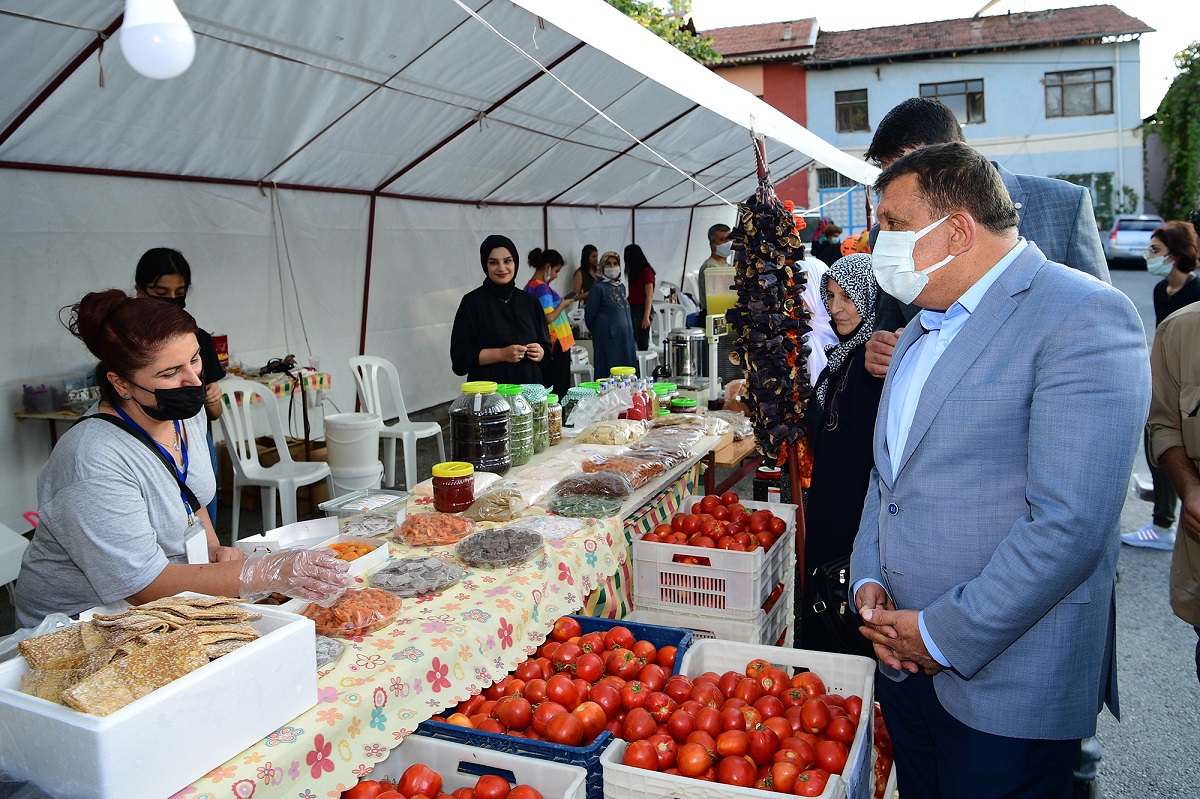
871,215,953,305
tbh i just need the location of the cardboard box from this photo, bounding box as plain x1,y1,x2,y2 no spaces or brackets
0,603,317,799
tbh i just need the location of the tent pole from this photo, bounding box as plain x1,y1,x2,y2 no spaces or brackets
543,205,549,251
358,194,378,375
631,209,636,245
679,206,695,292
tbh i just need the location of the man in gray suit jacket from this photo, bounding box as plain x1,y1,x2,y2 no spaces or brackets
850,143,1150,798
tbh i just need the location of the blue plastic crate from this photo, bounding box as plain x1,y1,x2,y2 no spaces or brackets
417,615,694,799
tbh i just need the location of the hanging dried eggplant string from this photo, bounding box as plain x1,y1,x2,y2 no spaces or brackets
725,132,813,473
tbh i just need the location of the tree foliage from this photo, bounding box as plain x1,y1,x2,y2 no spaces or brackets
1147,42,1200,219
605,0,720,63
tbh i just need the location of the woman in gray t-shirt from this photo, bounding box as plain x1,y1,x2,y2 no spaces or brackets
14,290,349,627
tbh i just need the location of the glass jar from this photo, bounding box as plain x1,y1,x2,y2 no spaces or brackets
547,393,563,445
610,366,636,379
432,461,475,512
499,384,533,467
669,397,698,414
522,384,550,454
449,381,512,476
561,385,598,426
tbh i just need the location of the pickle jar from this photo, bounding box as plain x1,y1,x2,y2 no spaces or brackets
522,384,550,454
449,381,512,476
498,384,533,467
546,393,563,446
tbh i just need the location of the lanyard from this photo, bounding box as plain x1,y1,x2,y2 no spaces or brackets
113,407,194,524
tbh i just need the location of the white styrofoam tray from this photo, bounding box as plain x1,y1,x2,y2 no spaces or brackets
234,515,339,555
0,601,317,799
374,734,587,799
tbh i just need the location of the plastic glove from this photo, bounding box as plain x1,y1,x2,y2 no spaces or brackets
239,549,352,607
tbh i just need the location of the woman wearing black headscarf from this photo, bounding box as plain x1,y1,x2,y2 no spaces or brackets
798,253,883,654
450,235,550,385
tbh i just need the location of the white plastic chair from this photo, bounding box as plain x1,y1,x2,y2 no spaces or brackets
636,349,659,378
569,346,593,387
349,355,445,490
0,522,29,605
218,378,334,544
651,302,687,349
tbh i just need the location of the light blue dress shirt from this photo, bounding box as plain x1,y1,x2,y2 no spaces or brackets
861,239,1028,669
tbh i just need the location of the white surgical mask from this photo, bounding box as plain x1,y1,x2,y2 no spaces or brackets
714,241,733,258
604,266,622,280
1145,255,1173,277
871,215,954,305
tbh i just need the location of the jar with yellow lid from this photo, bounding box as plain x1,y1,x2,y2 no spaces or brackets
432,461,475,512
449,381,511,475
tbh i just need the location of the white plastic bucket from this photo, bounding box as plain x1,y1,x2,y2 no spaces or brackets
330,461,385,497
324,413,380,472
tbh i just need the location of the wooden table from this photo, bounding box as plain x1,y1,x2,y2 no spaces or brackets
13,409,83,447
703,433,762,495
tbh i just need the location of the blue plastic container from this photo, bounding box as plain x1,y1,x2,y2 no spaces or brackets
417,615,694,799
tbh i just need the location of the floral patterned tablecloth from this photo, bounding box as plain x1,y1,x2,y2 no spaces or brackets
180,462,704,799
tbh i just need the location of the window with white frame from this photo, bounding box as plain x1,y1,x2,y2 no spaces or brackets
919,79,985,124
835,90,869,133
1045,68,1113,118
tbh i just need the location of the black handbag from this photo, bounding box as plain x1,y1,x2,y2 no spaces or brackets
809,556,875,659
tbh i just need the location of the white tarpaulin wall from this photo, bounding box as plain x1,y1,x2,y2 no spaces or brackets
0,0,876,528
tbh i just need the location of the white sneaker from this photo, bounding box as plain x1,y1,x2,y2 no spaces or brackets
1121,523,1176,551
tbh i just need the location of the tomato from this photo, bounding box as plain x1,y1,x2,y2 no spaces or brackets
782,687,808,710
514,660,541,682
450,789,474,799
712,505,730,521
573,678,592,704
844,694,863,720
792,671,826,699
522,678,548,705
551,616,582,643
640,532,659,542
754,694,785,719
495,696,532,732
693,706,722,736
656,645,677,671
800,698,831,735
565,700,603,740
716,754,756,787
685,729,717,752
502,679,525,698
530,701,567,736
676,742,713,777
638,663,667,692
545,674,578,710
747,726,780,766
623,707,657,741
344,780,383,799
741,706,764,730
545,711,584,746
376,793,405,799
551,642,583,673
769,516,787,535
699,494,722,513
826,716,857,746
473,774,510,799
459,694,485,717
535,657,554,679
794,769,830,797
716,729,749,757
666,708,695,741
577,632,606,655
648,733,678,769
506,788,542,799
720,705,746,731
756,531,775,551
824,693,846,708
574,652,604,684
445,713,473,727
758,666,789,697
398,765,442,799
653,523,675,539
644,691,677,723
604,626,636,651
484,676,512,701
721,491,739,506
606,648,641,680
670,515,687,533
630,639,656,663
733,677,761,704
476,718,505,734
588,682,621,719
623,739,658,770
762,715,793,743
815,739,849,774
620,680,648,711
663,674,693,704
770,761,802,794
692,535,717,548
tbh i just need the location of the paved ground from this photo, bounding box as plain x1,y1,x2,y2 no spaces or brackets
3,268,1197,795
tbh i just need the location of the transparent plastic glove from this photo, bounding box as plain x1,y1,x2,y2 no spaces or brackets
239,549,352,607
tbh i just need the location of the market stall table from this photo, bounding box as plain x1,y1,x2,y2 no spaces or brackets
13,408,82,448
181,430,720,797
703,433,762,495
235,370,331,460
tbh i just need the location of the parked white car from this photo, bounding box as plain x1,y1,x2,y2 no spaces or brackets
1103,214,1164,268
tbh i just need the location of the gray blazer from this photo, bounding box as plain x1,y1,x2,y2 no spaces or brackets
874,164,1110,330
850,243,1150,739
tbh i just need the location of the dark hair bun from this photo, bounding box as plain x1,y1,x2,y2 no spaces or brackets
66,289,131,358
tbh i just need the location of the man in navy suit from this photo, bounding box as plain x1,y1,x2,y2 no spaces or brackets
850,142,1149,798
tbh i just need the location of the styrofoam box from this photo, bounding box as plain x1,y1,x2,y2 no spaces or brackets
234,514,339,555
632,497,797,614
883,760,897,798
627,574,793,647
374,733,587,799
0,602,317,799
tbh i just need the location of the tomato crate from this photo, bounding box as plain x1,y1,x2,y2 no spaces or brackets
417,615,694,799
626,574,793,647
675,640,876,799
633,497,797,614
373,734,587,799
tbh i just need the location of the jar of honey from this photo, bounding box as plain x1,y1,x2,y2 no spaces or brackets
432,461,475,513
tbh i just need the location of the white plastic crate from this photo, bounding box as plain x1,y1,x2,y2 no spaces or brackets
627,574,793,647
374,733,587,799
632,497,797,614
0,602,317,799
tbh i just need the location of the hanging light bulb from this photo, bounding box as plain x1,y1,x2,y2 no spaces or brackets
119,0,196,80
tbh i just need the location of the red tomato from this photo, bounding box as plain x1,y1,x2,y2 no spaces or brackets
720,491,739,506
513,660,541,682
604,626,636,651
495,696,532,732
663,674,693,704
638,663,667,692
827,716,857,746
589,682,621,719
484,676,512,701
344,781,383,799
770,761,802,794
522,678,548,705
693,706,722,737
550,642,582,673
824,693,846,708
538,641,559,659
782,688,808,709
747,726,780,766
530,701,567,736
676,742,713,777
653,523,675,539
756,531,776,551
815,739,849,774
398,765,442,799
375,793,405,799
506,788,542,799
734,677,762,704
545,711,584,746
546,674,579,710
572,701,607,741
716,755,757,787
844,695,863,720
644,691,677,723
754,694,785,719
666,708,695,741
551,616,582,643
476,718,505,734
689,682,723,709
670,515,687,533
620,680,648,711
769,516,787,535
712,505,731,521
794,768,829,797
623,707,657,741
758,667,789,697
716,729,749,757
574,652,604,684
535,657,553,679
450,788,474,799
800,698,831,735
762,715,793,743
577,632,606,655
473,775,510,799
606,649,641,680
716,670,742,698
686,730,717,753
648,733,678,770
681,514,702,535
656,645,677,671
792,671,826,699
699,494,722,513
623,739,658,770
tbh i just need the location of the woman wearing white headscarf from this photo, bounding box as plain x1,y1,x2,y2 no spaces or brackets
799,253,883,653
585,251,638,378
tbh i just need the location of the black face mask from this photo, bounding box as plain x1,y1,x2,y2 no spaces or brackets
157,295,187,310
131,382,206,421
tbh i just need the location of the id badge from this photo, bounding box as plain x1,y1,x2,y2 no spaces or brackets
185,516,209,564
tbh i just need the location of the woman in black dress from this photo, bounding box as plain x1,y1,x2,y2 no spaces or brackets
798,253,882,653
450,235,550,385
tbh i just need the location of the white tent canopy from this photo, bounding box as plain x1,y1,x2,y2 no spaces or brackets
0,0,876,527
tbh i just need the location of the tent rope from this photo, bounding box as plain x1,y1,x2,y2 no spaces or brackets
450,0,735,209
